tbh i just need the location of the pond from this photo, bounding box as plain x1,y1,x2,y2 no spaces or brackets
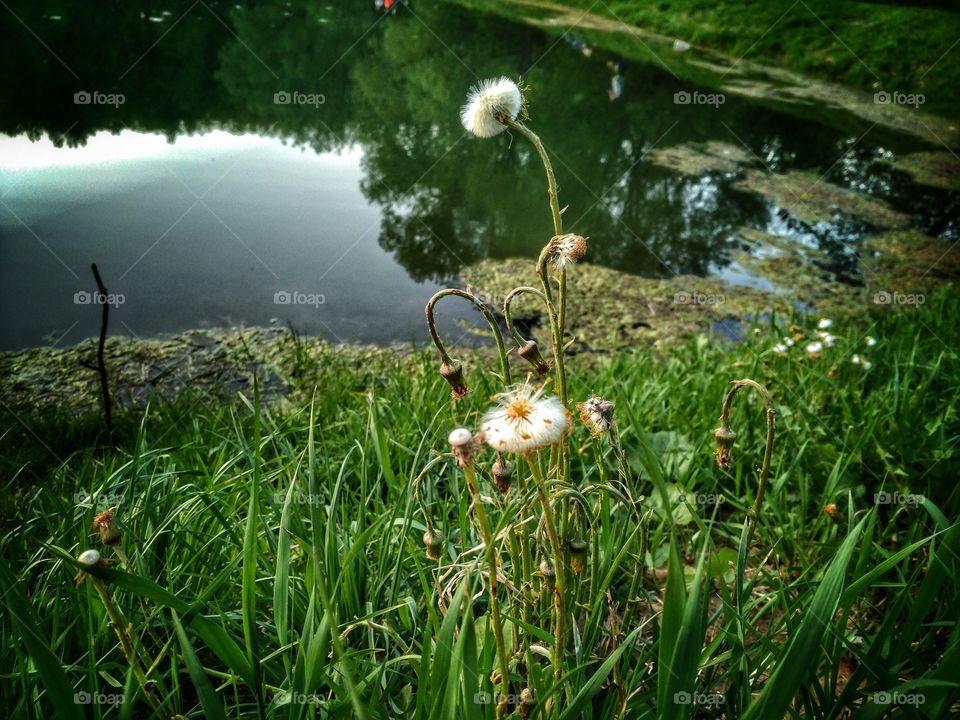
1,0,957,351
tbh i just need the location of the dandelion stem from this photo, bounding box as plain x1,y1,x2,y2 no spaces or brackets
503,286,551,347
526,455,569,700
718,379,777,549
464,463,511,719
425,288,511,385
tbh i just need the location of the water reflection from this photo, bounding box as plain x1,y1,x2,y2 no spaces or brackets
1,0,955,346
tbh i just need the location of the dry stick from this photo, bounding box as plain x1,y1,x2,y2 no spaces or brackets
90,263,113,429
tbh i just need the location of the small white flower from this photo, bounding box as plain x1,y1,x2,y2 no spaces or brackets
448,427,473,447
783,337,795,347
806,341,823,355
78,549,101,567
851,354,862,365
866,336,877,347
772,343,789,354
818,318,833,330
862,359,873,370
460,77,523,138
481,383,569,454
818,332,837,347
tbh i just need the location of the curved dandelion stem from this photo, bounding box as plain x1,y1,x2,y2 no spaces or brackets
717,378,776,549
425,288,511,386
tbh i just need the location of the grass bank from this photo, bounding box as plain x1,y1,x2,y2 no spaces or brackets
1,283,958,717
464,0,960,119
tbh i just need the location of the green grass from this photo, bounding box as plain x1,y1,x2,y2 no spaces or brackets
1,287,959,718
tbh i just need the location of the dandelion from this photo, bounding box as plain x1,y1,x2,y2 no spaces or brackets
577,395,615,435
492,454,514,493
460,77,523,138
866,336,877,347
818,318,833,330
851,354,873,371
92,507,121,545
818,332,837,347
439,361,469,399
481,382,569,454
547,233,588,268
423,529,444,560
783,337,795,347
518,339,550,375
77,549,102,567
806,341,823,355
772,342,789,354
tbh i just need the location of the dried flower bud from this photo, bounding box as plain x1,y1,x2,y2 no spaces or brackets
713,426,736,468
568,538,588,574
423,529,444,560
577,395,615,435
539,558,556,590
439,361,468,399
823,503,843,524
92,507,121,546
518,340,550,375
548,233,588,268
519,688,536,720
492,455,513,493
448,427,484,467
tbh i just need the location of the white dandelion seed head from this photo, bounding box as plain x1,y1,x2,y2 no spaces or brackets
448,427,474,447
862,359,873,370
783,337,795,347
851,354,862,365
866,336,877,347
772,343,789,354
818,318,833,330
481,383,569,454
460,77,523,139
806,341,823,355
78,549,101,567
818,332,837,346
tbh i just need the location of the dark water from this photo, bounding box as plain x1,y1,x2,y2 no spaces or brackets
0,0,956,350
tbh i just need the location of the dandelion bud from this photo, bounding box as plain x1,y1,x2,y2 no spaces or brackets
713,426,736,468
92,507,121,546
519,688,536,720
77,549,102,568
577,395,615,435
492,455,513,493
539,559,556,590
439,361,468,399
548,233,588,268
448,427,483,467
423,529,444,560
823,503,843,525
518,340,550,375
568,538,588,575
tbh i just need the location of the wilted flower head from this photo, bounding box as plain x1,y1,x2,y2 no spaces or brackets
518,339,550,375
548,233,588,268
481,382,569,454
577,395,615,435
423,529,444,560
713,425,736,468
439,361,468,399
460,77,523,138
92,507,121,545
492,454,514,493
